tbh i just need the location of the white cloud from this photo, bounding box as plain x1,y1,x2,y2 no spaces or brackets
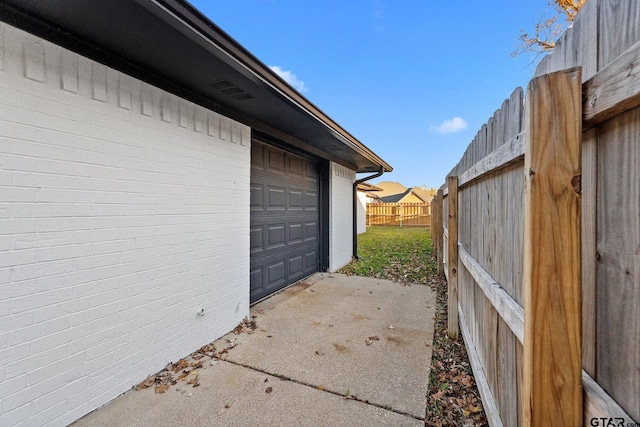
270,65,308,93
430,117,468,134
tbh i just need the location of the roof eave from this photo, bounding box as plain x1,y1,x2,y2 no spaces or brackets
154,0,392,172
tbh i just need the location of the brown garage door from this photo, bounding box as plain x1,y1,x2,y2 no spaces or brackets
250,140,320,302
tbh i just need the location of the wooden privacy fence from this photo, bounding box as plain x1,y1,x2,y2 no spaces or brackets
366,202,431,227
430,2,639,425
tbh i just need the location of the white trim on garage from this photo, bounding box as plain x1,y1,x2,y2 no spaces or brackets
328,162,355,272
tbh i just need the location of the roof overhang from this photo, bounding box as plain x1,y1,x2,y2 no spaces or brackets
0,0,391,173
356,183,383,192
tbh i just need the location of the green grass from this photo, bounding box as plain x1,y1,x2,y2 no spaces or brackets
339,227,436,284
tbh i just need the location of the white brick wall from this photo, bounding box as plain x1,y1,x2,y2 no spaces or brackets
0,23,251,427
328,163,355,271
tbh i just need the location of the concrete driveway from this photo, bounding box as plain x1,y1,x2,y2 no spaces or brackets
73,273,437,426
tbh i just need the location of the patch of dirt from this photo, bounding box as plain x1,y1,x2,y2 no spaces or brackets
351,313,370,321
384,335,407,346
332,343,349,353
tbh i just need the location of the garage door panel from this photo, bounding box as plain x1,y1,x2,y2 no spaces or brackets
267,186,286,210
304,252,317,271
306,162,318,180
289,223,303,243
250,184,264,210
267,261,285,288
250,267,263,290
289,156,303,176
305,190,317,209
267,224,286,249
267,149,285,173
251,143,264,168
250,226,263,254
288,189,303,209
304,221,318,240
288,255,303,277
251,140,320,302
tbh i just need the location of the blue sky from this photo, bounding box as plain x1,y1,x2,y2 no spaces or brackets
189,1,561,188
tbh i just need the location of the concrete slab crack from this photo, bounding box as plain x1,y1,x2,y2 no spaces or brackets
219,358,425,421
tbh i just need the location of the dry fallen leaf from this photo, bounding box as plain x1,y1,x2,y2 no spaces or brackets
186,374,199,386
138,375,155,389
224,403,232,409
431,389,446,402
265,387,273,393
154,384,169,394
365,335,380,346
172,359,189,372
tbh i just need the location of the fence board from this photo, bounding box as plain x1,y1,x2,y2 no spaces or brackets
459,245,524,343
582,128,597,376
522,68,582,426
447,176,459,339
435,191,444,275
509,164,525,306
596,106,640,421
497,318,518,427
483,296,499,419
599,0,640,69
458,306,504,427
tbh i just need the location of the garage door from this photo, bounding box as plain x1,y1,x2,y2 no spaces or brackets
250,140,320,302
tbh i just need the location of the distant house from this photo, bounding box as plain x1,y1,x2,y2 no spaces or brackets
0,2,391,426
382,187,434,204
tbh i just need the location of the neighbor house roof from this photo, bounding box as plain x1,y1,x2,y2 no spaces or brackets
380,188,412,203
374,181,408,198
1,0,391,174
379,186,434,203
409,187,434,203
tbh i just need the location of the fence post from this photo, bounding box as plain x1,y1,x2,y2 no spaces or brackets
522,68,582,426
430,198,437,259
447,176,459,339
435,190,444,275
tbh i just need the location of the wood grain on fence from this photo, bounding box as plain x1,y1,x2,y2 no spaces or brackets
522,67,582,427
